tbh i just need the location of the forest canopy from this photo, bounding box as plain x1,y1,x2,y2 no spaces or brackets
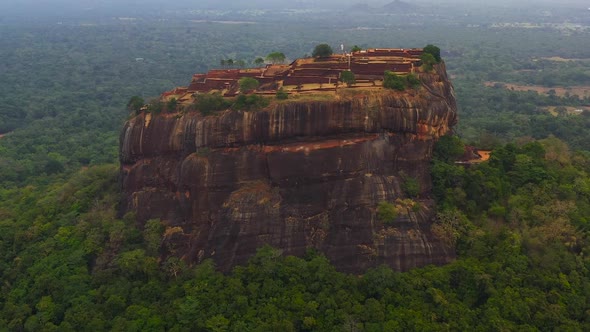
1,5,590,330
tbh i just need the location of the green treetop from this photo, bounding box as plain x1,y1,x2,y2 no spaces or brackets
423,44,441,63
266,52,286,64
254,57,265,67
312,43,334,58
340,70,356,87
238,77,260,93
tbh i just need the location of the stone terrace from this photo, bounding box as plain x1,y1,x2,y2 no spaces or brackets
163,48,424,102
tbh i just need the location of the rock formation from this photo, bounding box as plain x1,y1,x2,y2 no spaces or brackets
120,57,458,273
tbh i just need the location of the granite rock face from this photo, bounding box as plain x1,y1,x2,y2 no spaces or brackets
120,63,458,273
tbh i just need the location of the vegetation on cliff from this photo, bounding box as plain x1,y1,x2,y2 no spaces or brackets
381,71,422,91
423,44,441,63
266,52,286,65
312,44,333,58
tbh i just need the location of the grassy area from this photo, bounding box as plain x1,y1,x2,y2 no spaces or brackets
542,105,589,116
484,81,590,97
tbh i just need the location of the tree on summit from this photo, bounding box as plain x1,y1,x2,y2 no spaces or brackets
238,77,260,93
127,96,145,114
423,44,441,62
340,70,356,87
420,53,437,71
254,57,265,67
266,52,286,64
312,43,333,58
383,71,406,91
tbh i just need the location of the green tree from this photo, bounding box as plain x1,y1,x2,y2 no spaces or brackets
205,315,230,332
351,45,362,52
554,106,568,116
232,94,269,111
126,96,145,114
312,43,333,58
406,73,421,88
147,99,163,114
254,57,265,67
340,70,356,87
423,44,441,62
116,249,157,279
401,176,421,197
193,93,231,115
434,135,465,162
166,98,178,112
276,87,288,100
431,209,469,247
420,53,437,72
44,158,65,175
238,77,260,93
143,219,163,256
383,71,406,91
266,52,286,64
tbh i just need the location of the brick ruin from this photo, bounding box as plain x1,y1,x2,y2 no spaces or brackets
161,48,424,103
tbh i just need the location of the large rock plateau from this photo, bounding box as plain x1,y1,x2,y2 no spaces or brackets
120,63,458,273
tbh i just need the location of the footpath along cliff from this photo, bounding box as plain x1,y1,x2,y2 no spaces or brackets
119,50,458,273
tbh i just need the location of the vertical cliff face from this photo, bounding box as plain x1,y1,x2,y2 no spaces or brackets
120,63,458,273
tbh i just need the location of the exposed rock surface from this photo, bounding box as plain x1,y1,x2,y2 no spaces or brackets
120,63,458,273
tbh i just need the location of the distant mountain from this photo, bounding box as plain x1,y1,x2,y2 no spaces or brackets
382,0,419,13
349,3,372,12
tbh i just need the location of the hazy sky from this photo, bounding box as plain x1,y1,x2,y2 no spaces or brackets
0,0,587,9
0,0,587,19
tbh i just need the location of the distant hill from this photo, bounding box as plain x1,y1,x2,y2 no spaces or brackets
349,3,372,12
382,0,419,13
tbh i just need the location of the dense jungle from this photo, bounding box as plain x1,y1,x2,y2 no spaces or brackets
1,1,589,330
